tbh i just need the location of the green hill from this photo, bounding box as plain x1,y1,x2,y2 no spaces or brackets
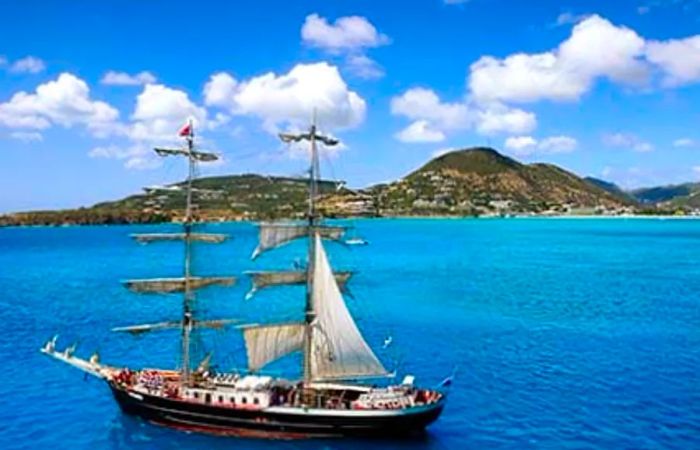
0,147,642,226
363,148,634,216
93,174,340,218
1,175,341,226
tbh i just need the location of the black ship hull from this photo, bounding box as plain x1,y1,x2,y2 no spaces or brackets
110,384,445,438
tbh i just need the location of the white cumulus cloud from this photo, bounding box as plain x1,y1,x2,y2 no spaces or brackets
470,15,700,102
539,135,578,152
504,136,537,152
554,12,591,26
129,83,207,141
476,104,537,135
9,131,43,142
346,54,384,79
301,14,389,80
0,73,119,135
646,35,700,87
390,87,536,141
673,138,696,147
391,88,471,130
89,83,214,169
101,70,157,86
9,56,45,74
123,84,209,168
88,143,163,170
392,14,700,145
301,14,389,53
203,62,366,131
203,72,238,107
504,135,578,156
469,15,648,103
602,132,654,152
395,120,446,143
0,72,223,170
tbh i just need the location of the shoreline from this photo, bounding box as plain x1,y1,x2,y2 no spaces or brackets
2,214,699,229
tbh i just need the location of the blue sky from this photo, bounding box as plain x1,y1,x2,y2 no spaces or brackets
1,0,700,212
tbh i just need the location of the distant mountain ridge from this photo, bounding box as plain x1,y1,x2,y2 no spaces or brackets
584,177,637,204
0,146,676,226
632,183,700,208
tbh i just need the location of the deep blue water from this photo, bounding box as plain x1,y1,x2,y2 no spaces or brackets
1,218,699,449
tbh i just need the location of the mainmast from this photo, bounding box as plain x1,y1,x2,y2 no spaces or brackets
246,118,386,384
305,119,319,385
279,116,338,384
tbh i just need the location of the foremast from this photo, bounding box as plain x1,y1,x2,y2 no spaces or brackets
181,121,196,384
120,120,237,387
40,121,239,382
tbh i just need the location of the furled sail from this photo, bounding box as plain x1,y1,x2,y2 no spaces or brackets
242,323,305,372
112,318,238,334
113,320,181,334
280,132,339,146
123,276,236,294
310,235,387,381
131,233,228,244
252,223,346,259
154,147,219,162
245,270,353,299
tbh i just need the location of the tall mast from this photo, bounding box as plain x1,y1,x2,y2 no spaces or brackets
130,121,234,384
182,119,195,385
304,116,318,384
278,114,338,384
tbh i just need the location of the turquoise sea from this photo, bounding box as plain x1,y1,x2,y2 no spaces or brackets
1,218,699,449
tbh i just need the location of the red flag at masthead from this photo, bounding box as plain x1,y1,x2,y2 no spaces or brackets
178,121,193,137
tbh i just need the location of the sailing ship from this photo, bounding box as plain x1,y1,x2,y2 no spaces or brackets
41,119,448,438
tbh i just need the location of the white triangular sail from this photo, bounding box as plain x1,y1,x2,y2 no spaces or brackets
310,235,387,381
242,323,305,372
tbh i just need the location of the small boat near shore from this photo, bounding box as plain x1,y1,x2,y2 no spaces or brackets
345,237,370,246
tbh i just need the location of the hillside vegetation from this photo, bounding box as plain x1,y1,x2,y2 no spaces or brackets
0,147,652,226
357,148,634,216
